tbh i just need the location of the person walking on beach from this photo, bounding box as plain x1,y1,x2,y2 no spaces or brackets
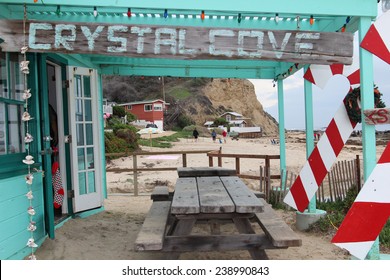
222,130,227,143
192,128,199,142
211,129,217,143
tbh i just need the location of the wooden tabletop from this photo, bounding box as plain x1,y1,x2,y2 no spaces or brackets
171,176,264,215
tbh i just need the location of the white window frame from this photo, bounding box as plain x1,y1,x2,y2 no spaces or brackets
153,104,163,111
126,105,132,110
144,104,153,112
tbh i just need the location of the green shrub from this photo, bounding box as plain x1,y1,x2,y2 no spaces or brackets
380,220,390,248
177,115,194,128
113,106,126,118
213,117,228,127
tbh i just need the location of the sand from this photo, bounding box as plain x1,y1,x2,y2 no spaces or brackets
34,131,381,260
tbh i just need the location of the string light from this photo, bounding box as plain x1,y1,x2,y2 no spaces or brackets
275,13,279,23
93,6,98,17
127,8,132,17
296,15,300,29
238,13,242,23
164,9,168,19
341,24,346,32
310,15,314,25
56,5,61,17
346,16,351,23
201,10,205,20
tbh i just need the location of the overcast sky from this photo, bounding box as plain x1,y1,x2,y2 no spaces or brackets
249,5,390,131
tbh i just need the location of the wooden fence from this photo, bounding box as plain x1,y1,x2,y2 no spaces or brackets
106,148,281,196
207,148,281,194
106,149,217,195
265,155,362,205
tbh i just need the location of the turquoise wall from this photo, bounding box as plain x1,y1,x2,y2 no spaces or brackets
0,173,45,259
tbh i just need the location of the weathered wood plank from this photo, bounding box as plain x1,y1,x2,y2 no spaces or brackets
177,167,236,177
254,199,302,247
171,177,199,214
134,201,171,251
197,176,235,213
150,186,170,201
162,234,273,252
364,108,390,125
0,20,353,64
220,176,264,213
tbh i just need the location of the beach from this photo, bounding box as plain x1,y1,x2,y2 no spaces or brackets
34,131,384,260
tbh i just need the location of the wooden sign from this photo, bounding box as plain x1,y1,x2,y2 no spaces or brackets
364,108,390,125
0,20,353,64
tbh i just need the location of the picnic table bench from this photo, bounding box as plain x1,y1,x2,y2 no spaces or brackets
134,167,301,259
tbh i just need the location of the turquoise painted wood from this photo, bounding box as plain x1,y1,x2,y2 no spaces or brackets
277,79,286,186
303,67,316,213
0,174,45,260
358,16,379,261
0,0,377,17
38,54,56,239
97,73,107,199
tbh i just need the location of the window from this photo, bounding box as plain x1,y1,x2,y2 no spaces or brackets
144,104,153,111
0,51,25,155
153,104,162,111
126,105,132,110
226,115,231,122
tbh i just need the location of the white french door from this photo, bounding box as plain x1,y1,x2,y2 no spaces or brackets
68,67,102,213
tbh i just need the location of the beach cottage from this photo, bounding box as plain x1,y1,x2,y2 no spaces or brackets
0,0,383,260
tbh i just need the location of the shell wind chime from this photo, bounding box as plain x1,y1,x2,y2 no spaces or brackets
21,4,38,260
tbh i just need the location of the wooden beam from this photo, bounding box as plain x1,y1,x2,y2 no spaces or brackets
0,20,353,65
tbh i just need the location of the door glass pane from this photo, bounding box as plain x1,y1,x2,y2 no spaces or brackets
76,99,83,121
88,171,95,193
86,147,94,169
0,52,7,98
86,124,93,145
76,124,84,146
77,147,85,171
84,100,92,121
78,172,86,195
83,76,91,97
75,75,82,97
9,53,24,101
8,104,23,153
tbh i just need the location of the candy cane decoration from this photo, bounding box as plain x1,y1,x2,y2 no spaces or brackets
332,142,390,259
303,60,360,89
283,99,357,211
360,10,390,65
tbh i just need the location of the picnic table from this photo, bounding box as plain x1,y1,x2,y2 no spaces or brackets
135,167,301,259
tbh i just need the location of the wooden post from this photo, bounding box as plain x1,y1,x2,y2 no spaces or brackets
218,147,222,167
182,153,187,167
208,154,213,167
259,166,263,193
235,157,240,175
133,154,138,196
265,156,270,201
356,155,361,192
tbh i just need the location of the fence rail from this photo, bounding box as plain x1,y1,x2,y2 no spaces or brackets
106,150,217,195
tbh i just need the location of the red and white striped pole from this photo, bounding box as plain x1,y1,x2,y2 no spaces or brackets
283,99,357,212
332,142,390,259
